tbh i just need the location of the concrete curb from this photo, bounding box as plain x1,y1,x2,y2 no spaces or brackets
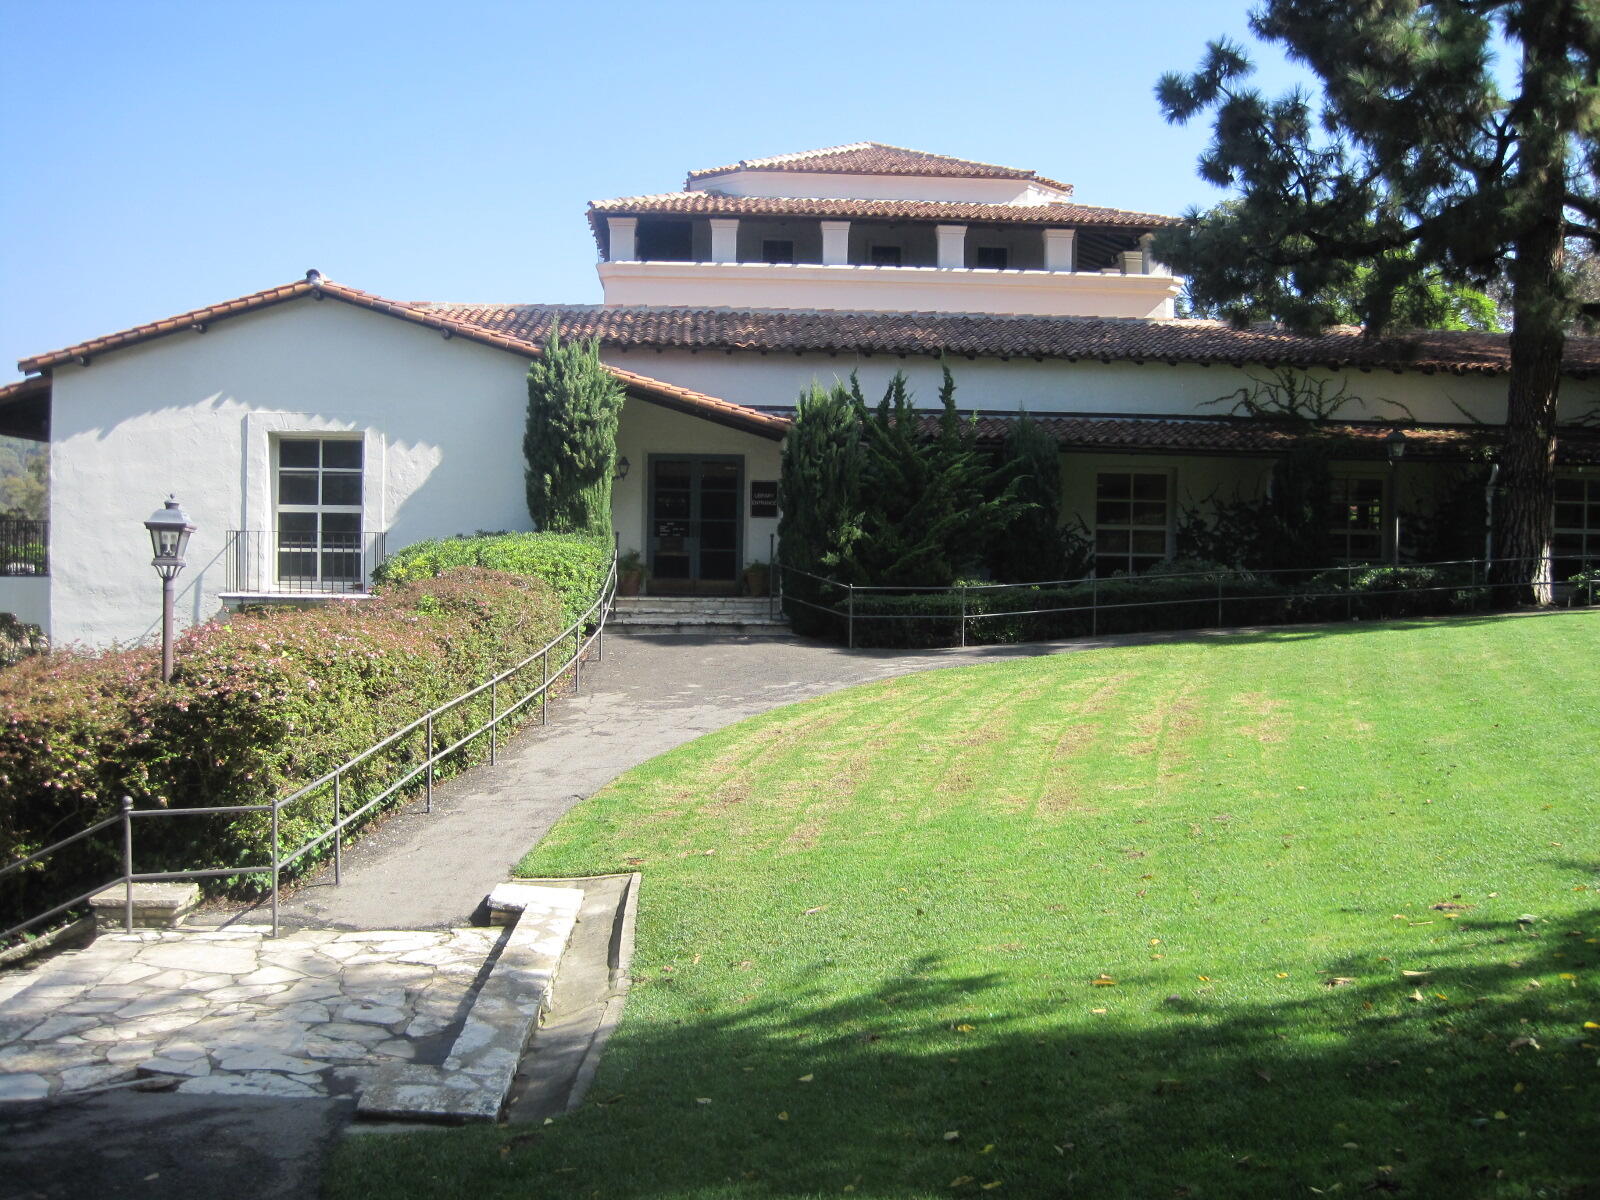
564,872,639,1113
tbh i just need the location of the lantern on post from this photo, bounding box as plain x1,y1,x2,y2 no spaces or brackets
143,496,195,682
1385,430,1407,566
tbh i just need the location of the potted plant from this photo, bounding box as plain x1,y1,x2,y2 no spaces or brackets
742,559,770,597
617,549,648,597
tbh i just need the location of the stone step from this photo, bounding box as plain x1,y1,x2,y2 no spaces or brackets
615,622,794,638
355,886,582,1123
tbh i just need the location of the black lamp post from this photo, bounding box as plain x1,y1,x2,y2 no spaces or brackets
1385,430,1407,566
143,496,195,682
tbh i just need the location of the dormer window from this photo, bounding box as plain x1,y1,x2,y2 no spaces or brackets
975,246,1009,270
761,239,795,264
869,245,902,266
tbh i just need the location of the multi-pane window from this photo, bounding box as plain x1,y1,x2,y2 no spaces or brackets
974,246,1009,270
1554,475,1599,581
1329,476,1384,561
1094,472,1169,576
761,239,795,264
276,437,363,589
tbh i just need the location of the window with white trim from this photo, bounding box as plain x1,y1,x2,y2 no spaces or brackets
276,437,363,589
1328,476,1385,561
1094,471,1169,576
1554,475,1599,581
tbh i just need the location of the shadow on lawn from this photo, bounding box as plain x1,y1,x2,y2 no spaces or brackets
332,912,1600,1200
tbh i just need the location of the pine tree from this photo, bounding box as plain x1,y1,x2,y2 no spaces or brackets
524,324,625,537
1154,1,1600,598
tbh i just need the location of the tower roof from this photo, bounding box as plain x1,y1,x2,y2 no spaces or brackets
686,142,1072,194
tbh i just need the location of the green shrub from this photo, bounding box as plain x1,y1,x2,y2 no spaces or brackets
1568,567,1600,606
373,531,610,621
0,568,569,936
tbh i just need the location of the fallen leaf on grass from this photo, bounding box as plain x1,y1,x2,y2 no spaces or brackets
944,1131,961,1142
1400,970,1431,978
954,1023,976,1033
798,1074,814,1082
778,1111,789,1121
1324,977,1358,988
696,1097,712,1104
981,1183,1002,1191
1090,1007,1107,1015
1091,975,1117,987
1507,1036,1540,1052
950,1178,973,1188
803,906,828,916
979,1144,994,1155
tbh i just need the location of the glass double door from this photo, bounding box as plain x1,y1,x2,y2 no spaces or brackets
649,457,742,593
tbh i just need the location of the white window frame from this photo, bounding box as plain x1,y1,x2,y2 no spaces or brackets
273,435,366,591
1328,470,1388,563
1553,471,1599,581
1093,467,1173,577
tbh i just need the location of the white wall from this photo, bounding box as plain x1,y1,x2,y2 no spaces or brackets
47,299,540,647
599,348,1600,427
691,170,1067,205
598,261,1178,318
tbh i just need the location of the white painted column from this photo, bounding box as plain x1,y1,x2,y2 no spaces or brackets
820,220,851,266
709,218,740,264
936,224,967,269
1139,232,1163,276
1043,227,1076,272
607,216,637,262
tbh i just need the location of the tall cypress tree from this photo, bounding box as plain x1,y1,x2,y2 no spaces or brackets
524,324,625,537
1154,1,1600,598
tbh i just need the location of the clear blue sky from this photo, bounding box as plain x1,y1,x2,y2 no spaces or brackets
0,0,1315,379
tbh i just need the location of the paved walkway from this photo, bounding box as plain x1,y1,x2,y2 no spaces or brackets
257,629,1165,931
0,925,502,1101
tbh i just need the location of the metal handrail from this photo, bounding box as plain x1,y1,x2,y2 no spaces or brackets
1,556,617,943
776,554,1594,649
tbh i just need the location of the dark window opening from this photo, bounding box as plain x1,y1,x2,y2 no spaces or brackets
635,220,694,262
869,245,903,267
761,239,795,264
974,246,1009,270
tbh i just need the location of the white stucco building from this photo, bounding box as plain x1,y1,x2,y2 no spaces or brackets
3,141,1598,646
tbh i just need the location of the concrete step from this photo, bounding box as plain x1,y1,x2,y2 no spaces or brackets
609,595,789,637
615,622,794,638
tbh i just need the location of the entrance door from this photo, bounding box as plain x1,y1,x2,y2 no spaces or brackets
648,456,743,594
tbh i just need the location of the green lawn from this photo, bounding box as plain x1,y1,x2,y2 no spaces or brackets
327,613,1599,1199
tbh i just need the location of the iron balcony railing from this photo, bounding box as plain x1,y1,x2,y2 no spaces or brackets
0,517,47,576
224,529,387,595
1,555,618,943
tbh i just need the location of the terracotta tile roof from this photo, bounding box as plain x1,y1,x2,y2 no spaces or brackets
587,192,1172,241
418,303,1600,378
12,276,788,440
941,412,1600,464
686,142,1073,193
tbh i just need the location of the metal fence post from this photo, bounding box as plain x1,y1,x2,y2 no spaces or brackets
1091,577,1098,637
541,648,549,725
1346,563,1353,621
270,799,280,939
425,714,434,814
490,679,498,766
121,796,134,935
847,584,856,650
1216,576,1223,627
959,585,968,648
574,626,582,694
333,774,341,886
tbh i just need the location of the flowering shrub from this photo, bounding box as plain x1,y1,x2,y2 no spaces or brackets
372,531,610,622
0,569,568,930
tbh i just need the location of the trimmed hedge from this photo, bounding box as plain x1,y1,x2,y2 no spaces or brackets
1,568,569,933
372,532,610,621
837,562,1499,649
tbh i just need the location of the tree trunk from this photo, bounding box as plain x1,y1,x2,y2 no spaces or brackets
1493,1,1572,604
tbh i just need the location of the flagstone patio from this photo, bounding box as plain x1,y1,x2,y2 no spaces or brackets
0,925,504,1102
